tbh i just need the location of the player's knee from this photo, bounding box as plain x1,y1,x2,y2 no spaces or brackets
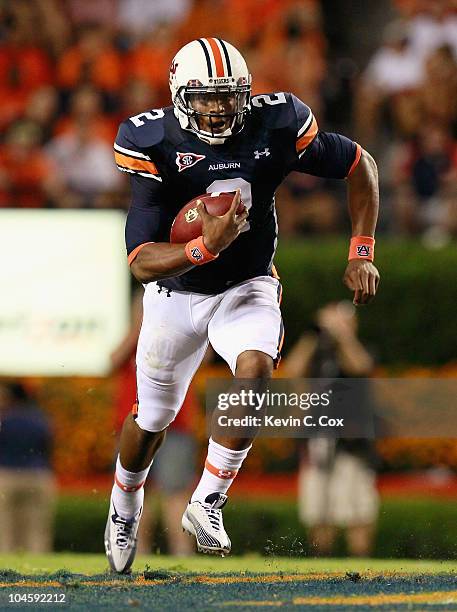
136,407,177,434
134,417,167,438
121,412,166,439
235,350,274,378
136,370,188,432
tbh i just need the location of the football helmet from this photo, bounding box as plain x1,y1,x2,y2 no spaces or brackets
170,38,252,145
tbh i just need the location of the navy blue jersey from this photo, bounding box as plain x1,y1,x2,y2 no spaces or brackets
114,92,361,294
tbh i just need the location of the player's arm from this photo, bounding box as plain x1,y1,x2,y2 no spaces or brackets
290,96,380,305
344,149,380,305
130,244,195,284
122,173,191,283
127,181,247,283
115,122,246,283
114,123,195,282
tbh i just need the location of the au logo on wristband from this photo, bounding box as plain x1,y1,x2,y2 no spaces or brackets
190,246,203,261
356,245,370,257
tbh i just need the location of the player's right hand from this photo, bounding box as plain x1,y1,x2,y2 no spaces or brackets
343,259,380,305
197,190,248,255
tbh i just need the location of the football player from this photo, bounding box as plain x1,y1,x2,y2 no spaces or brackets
105,38,380,572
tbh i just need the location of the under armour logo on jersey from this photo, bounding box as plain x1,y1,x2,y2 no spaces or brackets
176,152,206,172
357,245,371,257
254,148,270,159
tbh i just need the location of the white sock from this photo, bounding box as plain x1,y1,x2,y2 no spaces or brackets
110,455,152,519
191,438,252,503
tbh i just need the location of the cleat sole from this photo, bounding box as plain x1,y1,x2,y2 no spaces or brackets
182,508,231,556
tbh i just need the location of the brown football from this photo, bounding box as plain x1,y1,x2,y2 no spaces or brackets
170,192,245,243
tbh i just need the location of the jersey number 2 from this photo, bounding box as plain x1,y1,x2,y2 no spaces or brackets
129,109,165,128
251,93,287,107
206,178,252,232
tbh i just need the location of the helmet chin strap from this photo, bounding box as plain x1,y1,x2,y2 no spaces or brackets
194,131,230,146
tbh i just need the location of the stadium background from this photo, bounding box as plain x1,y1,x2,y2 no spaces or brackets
0,0,456,558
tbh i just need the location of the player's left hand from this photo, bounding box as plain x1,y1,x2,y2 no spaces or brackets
343,260,380,305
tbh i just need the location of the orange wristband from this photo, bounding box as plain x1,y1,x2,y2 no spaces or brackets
348,236,375,261
185,236,218,265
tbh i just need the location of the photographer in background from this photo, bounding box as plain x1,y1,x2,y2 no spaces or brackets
0,382,55,553
285,301,379,557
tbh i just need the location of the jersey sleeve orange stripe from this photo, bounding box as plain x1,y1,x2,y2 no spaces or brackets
347,143,362,177
127,241,154,265
206,38,225,77
114,151,159,175
296,116,318,153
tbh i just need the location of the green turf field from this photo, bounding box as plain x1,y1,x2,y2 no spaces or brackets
0,555,455,610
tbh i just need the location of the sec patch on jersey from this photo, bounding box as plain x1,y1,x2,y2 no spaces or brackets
170,192,245,243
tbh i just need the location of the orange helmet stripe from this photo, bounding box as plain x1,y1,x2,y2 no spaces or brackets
205,37,225,77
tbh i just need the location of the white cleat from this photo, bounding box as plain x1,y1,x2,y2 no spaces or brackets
182,492,231,556
104,501,142,573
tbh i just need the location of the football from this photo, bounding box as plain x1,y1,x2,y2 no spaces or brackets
170,192,245,243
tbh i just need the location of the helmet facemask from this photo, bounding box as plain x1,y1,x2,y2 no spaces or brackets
174,83,251,142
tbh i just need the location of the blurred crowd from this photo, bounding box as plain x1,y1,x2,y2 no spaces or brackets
356,0,457,240
0,0,456,238
0,0,325,213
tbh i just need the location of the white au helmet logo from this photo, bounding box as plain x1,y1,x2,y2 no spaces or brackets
176,152,206,172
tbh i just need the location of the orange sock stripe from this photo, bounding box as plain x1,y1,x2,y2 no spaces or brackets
114,474,145,493
205,459,238,480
